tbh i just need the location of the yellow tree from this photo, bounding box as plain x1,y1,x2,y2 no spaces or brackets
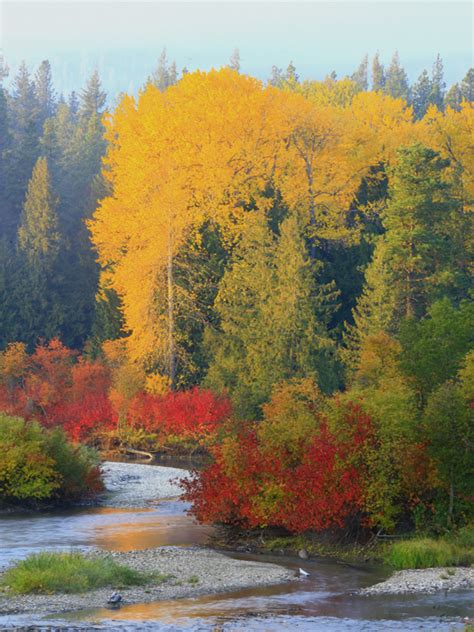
90,69,285,382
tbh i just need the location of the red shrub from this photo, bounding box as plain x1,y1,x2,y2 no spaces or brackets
127,387,231,438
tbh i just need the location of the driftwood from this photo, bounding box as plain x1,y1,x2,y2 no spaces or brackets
118,446,154,461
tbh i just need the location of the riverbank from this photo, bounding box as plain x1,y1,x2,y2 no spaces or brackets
0,546,296,617
359,566,474,595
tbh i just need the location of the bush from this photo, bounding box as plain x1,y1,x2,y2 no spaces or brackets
2,551,155,594
182,384,375,533
0,414,103,507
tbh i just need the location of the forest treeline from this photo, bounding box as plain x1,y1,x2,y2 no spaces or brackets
0,51,473,532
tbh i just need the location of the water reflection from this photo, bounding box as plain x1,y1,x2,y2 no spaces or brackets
69,554,472,630
0,500,213,568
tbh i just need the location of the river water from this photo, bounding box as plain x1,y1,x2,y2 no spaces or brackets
0,462,471,631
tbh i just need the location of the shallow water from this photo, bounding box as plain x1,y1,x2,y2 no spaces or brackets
0,461,471,630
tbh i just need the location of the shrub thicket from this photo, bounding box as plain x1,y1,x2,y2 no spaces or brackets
0,414,103,507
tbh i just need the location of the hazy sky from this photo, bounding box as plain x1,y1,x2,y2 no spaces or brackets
1,1,472,97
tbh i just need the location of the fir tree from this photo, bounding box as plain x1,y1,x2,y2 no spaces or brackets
149,49,178,91
269,65,283,87
429,54,445,110
229,48,241,73
384,51,409,101
460,68,474,101
445,83,462,111
371,52,385,91
79,70,106,119
351,54,368,91
34,60,56,125
18,157,60,269
412,69,432,119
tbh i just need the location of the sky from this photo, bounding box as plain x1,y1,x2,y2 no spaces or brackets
1,1,472,98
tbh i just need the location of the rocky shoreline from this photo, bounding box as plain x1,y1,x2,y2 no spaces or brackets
359,566,474,595
0,546,296,617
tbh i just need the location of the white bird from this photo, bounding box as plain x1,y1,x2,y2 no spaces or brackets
299,568,309,577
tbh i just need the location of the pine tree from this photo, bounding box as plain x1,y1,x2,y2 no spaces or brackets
34,60,56,125
79,70,106,119
344,144,462,372
16,157,64,346
445,83,462,110
284,61,299,88
412,69,432,119
149,49,178,91
429,54,445,110
351,54,368,91
206,211,338,416
460,68,474,101
382,144,458,320
8,62,40,237
269,65,283,87
18,157,60,269
371,52,385,91
384,52,409,101
68,90,79,118
229,48,241,73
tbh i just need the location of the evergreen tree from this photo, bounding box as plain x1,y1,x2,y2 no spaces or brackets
8,62,40,238
68,90,79,118
79,70,106,119
351,54,368,91
149,49,178,91
371,52,385,91
345,144,463,372
429,54,445,110
206,211,337,417
229,48,241,73
16,157,64,346
445,83,462,110
382,144,459,320
460,68,474,101
0,61,13,243
269,65,283,87
284,61,299,87
18,157,60,269
34,60,56,125
384,51,409,101
412,69,432,119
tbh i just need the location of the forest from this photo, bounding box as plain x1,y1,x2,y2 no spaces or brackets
0,50,473,536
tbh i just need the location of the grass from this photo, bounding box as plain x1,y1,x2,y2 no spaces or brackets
187,575,200,585
2,551,162,594
383,526,474,570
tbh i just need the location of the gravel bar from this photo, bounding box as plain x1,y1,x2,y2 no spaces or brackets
0,546,297,616
100,461,187,508
360,566,474,595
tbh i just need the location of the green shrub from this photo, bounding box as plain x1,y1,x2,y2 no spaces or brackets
385,531,474,569
0,414,103,507
2,551,156,594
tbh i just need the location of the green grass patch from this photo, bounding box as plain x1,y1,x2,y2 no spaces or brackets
384,527,474,569
2,551,162,594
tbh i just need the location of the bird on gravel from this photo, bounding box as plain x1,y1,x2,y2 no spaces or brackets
107,591,123,606
299,568,309,577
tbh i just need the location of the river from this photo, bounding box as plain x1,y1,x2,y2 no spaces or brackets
0,461,471,630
